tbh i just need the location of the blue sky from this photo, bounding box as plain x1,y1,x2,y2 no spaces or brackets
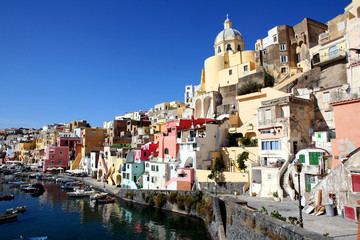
0,0,348,129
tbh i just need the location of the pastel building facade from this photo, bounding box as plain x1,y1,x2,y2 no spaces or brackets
43,146,69,171
164,168,195,191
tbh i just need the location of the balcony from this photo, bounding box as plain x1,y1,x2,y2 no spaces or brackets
313,48,346,67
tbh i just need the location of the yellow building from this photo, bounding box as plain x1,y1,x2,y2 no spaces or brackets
82,128,107,157
18,140,36,162
202,15,257,93
232,88,290,140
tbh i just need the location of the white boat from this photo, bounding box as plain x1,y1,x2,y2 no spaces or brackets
90,192,108,200
67,189,95,198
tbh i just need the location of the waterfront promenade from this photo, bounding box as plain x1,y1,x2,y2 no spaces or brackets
75,175,358,240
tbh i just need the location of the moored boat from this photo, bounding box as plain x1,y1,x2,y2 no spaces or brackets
67,189,95,198
6,206,27,214
97,197,115,203
0,211,18,223
0,194,15,201
90,192,108,200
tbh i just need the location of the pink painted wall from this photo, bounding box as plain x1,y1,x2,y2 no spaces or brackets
134,142,158,161
43,146,69,171
331,99,360,168
164,168,194,189
158,118,214,159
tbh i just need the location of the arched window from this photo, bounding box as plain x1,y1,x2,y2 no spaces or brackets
237,44,241,51
217,46,221,53
226,43,232,51
164,148,169,154
329,45,338,58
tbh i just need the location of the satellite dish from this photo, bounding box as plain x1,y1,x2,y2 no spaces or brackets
308,128,314,136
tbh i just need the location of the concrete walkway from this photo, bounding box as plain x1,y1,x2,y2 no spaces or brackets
71,176,358,240
224,195,358,240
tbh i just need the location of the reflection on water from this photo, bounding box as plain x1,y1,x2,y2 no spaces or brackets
0,174,211,240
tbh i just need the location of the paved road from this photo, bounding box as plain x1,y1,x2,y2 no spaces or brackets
226,195,358,240
74,176,358,240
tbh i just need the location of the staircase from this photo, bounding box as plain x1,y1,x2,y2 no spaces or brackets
70,153,82,170
279,158,296,199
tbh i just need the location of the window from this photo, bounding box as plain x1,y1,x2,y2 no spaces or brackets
261,140,280,150
51,160,54,164
59,159,62,164
164,148,169,154
263,50,266,55
329,45,339,58
280,55,288,63
258,111,262,121
229,69,232,75
244,65,248,71
151,165,155,171
325,111,333,121
281,106,288,117
265,110,271,120
218,46,221,53
226,43,232,51
127,164,129,169
156,166,159,172
296,53,300,63
267,174,272,180
323,92,330,103
281,67,286,73
51,155,55,158
143,152,147,157
260,130,272,134
337,21,345,31
279,44,286,51
237,44,241,51
299,154,305,163
309,152,320,165
273,34,277,42
351,174,360,192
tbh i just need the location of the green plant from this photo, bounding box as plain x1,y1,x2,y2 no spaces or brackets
146,193,154,206
264,71,275,87
259,206,268,215
228,133,240,147
270,210,286,221
167,192,178,204
237,151,249,171
176,195,185,210
237,80,263,96
288,216,300,225
273,191,279,198
184,195,195,212
208,157,225,196
155,193,167,208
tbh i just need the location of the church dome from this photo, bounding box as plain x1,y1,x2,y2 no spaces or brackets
214,15,243,45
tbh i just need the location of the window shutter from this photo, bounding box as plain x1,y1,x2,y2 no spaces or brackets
351,174,360,192
299,154,305,163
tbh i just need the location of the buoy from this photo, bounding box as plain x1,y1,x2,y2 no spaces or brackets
41,203,43,206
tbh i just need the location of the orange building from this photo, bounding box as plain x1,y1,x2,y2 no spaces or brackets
330,98,360,168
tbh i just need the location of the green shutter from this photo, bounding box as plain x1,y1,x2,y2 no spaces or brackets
309,152,320,165
299,154,305,163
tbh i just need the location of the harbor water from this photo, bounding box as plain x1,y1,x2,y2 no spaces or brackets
0,174,211,240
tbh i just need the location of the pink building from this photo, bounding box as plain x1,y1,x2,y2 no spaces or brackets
164,168,194,190
57,137,81,151
43,146,69,171
134,142,158,161
330,98,360,168
158,118,214,160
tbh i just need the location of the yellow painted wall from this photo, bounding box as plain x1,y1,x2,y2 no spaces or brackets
204,55,224,92
235,88,289,137
196,169,248,182
82,128,107,157
221,147,258,172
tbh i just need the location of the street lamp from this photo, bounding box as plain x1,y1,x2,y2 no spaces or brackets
294,161,303,228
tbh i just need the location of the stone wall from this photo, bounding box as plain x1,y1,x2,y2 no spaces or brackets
198,182,247,194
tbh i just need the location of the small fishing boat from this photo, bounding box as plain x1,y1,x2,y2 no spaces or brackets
0,211,18,223
67,189,95,198
6,206,27,214
0,194,15,201
90,192,108,200
97,197,115,203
